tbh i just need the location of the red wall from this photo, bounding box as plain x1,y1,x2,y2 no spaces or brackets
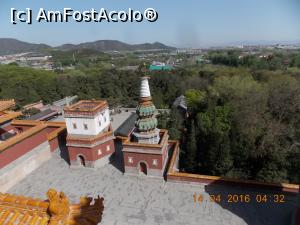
45,127,58,133
49,137,59,152
68,139,115,162
166,174,299,194
48,130,66,152
123,151,163,170
167,174,215,185
0,129,48,169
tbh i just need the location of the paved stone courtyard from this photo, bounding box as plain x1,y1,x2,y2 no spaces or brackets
9,151,299,225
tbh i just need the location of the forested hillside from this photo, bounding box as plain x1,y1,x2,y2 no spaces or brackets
0,38,175,55
181,70,300,184
0,38,50,55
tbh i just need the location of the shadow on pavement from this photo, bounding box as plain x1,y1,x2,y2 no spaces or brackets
204,180,299,225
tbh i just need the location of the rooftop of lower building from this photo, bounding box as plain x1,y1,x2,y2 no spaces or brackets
64,100,108,117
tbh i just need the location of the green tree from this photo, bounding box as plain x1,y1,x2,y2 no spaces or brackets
196,105,233,175
185,120,198,172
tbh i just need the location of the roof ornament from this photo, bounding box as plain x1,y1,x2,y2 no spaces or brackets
0,188,104,225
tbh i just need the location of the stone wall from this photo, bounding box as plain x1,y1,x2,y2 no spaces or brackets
0,142,51,192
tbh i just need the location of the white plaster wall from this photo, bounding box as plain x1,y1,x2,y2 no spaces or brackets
65,109,110,136
94,109,110,134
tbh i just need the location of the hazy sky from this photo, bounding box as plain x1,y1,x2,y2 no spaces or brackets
0,0,299,47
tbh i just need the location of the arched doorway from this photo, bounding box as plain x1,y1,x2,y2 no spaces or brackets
78,155,86,167
139,162,147,175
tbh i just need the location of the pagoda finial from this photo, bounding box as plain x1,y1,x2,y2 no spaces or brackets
140,76,151,98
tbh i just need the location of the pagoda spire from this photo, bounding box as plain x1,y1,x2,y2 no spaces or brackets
140,76,151,98
133,76,160,144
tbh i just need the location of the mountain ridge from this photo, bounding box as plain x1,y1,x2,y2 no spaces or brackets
0,38,175,55
0,38,51,55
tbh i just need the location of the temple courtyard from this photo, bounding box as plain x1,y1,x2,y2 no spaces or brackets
8,150,299,225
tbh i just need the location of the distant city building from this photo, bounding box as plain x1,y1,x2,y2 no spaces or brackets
64,100,115,168
0,53,53,70
176,48,202,55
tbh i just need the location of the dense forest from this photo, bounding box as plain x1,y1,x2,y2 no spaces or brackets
0,64,189,108
0,51,299,184
181,71,300,184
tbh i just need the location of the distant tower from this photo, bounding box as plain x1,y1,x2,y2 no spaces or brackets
122,76,170,177
64,100,115,168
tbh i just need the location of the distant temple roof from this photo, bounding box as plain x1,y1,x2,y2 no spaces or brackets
149,62,173,71
0,188,104,225
149,64,173,71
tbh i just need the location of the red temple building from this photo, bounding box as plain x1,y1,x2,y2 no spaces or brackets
122,77,169,177
64,100,115,168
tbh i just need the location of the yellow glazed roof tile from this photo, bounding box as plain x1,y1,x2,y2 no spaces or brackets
0,189,104,225
0,99,16,112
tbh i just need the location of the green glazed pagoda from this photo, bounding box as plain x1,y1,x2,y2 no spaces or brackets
133,76,160,144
